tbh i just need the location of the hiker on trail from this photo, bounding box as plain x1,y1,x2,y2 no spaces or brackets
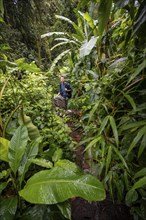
54,75,72,110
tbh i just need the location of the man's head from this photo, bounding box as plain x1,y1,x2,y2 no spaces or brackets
60,75,65,82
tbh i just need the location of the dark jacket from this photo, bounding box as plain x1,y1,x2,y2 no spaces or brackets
59,82,72,99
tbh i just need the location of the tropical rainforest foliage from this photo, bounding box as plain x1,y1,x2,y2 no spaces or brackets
0,0,146,219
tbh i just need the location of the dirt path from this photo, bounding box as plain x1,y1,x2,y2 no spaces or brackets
66,110,133,220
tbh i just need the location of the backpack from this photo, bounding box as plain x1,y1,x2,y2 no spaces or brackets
65,82,72,99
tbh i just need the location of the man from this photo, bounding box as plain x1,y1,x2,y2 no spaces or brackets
54,75,72,109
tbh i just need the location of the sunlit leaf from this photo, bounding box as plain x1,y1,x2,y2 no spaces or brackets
80,36,98,57
82,12,98,36
15,60,41,73
83,12,95,29
19,161,105,204
41,32,68,38
55,15,73,24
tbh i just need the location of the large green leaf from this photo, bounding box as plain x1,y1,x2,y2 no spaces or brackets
98,0,113,36
15,59,41,73
55,15,84,41
0,137,10,162
80,36,98,57
19,160,105,204
8,125,28,175
0,196,17,220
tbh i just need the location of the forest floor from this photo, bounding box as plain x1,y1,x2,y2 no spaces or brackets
65,110,133,220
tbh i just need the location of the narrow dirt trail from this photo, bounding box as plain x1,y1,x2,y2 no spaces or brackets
67,115,99,220
66,110,133,220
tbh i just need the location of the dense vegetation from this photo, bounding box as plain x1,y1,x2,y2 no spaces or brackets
0,0,146,219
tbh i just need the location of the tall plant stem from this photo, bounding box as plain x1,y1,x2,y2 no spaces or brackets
2,105,21,138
